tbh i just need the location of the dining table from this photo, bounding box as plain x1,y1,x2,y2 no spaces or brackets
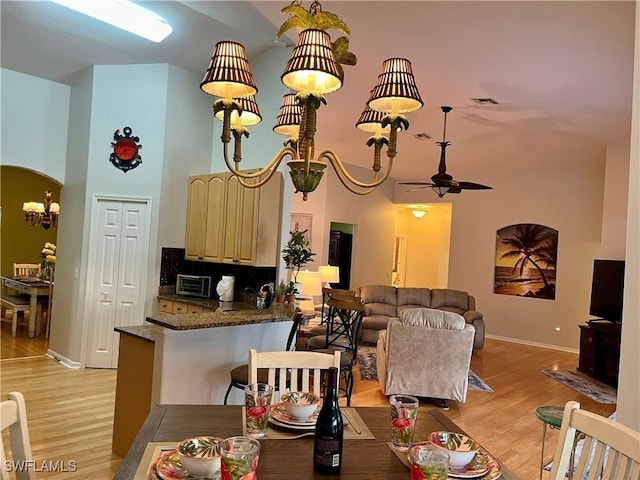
114,405,517,480
1,275,52,338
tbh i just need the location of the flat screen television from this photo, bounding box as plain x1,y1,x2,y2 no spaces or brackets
589,259,625,323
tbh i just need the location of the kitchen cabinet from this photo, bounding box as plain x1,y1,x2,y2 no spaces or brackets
185,171,283,267
185,174,225,262
158,299,207,315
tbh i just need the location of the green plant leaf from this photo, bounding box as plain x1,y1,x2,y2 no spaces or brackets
276,16,309,38
332,37,358,66
313,11,350,35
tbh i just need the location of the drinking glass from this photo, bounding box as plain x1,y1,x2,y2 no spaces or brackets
244,383,273,438
220,436,261,480
409,442,450,480
389,394,419,450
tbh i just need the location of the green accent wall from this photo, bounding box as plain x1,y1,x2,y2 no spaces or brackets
0,166,60,277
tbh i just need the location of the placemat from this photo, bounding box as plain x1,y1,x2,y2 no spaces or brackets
242,407,375,440
133,442,176,480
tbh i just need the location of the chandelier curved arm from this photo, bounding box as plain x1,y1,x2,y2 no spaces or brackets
319,149,396,195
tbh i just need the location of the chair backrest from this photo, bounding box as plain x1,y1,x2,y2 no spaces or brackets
323,297,365,355
550,401,640,480
248,348,341,403
13,264,40,278
1,391,34,480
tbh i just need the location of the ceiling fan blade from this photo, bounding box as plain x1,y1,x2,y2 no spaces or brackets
456,181,493,190
398,181,431,186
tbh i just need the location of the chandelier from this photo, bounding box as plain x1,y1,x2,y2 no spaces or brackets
23,189,60,230
199,1,423,200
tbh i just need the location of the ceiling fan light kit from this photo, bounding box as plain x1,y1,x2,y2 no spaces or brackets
400,105,493,198
199,1,424,200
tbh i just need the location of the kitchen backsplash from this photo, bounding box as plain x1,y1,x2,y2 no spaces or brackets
160,247,277,299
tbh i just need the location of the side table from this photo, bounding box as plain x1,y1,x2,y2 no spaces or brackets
535,406,564,480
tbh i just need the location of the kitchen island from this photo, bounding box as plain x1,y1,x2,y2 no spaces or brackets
112,301,300,456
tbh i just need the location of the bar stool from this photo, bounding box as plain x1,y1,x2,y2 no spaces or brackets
535,405,564,480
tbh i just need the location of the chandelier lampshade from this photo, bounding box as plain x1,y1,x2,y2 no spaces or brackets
367,58,423,113
200,41,258,99
273,93,302,137
23,189,60,230
214,95,262,126
356,105,391,134
281,29,343,95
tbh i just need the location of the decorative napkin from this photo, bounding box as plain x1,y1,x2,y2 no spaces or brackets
242,407,375,440
133,442,176,480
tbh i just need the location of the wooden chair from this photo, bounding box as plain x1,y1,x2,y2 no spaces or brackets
248,348,341,403
549,401,640,480
12,264,40,278
222,314,304,405
0,391,34,480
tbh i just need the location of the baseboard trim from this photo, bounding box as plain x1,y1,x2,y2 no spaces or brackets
485,334,579,354
46,349,80,369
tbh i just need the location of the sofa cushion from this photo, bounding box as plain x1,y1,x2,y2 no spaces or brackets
362,315,393,332
430,289,470,311
400,308,466,330
396,288,432,316
359,285,397,317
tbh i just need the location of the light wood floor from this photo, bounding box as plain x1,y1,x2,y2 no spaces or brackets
1,327,616,479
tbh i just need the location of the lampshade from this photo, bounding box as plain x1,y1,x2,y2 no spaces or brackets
367,58,423,114
281,29,343,95
432,185,450,198
318,265,340,284
296,270,322,296
200,41,258,99
412,210,427,219
214,95,262,126
356,106,391,134
273,93,302,137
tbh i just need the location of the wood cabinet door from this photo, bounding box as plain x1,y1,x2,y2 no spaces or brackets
235,179,259,265
202,174,226,262
221,174,242,264
185,176,207,260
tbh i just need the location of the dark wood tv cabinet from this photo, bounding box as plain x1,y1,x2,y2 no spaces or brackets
578,321,621,388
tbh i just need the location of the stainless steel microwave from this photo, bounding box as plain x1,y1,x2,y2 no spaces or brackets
176,274,212,298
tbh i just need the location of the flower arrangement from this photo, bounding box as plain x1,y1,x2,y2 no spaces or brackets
40,242,56,279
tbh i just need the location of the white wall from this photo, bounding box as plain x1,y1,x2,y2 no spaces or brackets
616,0,640,431
600,142,630,259
0,69,69,182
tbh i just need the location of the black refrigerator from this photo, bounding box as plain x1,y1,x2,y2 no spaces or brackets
328,231,352,290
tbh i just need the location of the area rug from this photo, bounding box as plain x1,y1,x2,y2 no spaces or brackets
541,370,617,404
356,345,493,393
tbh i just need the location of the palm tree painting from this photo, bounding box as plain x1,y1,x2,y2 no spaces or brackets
494,224,558,300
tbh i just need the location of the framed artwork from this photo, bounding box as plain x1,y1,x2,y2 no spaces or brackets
494,223,558,300
290,213,312,247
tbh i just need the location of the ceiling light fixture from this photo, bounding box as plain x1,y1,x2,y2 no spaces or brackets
51,0,172,43
200,1,423,200
412,209,427,219
23,190,60,230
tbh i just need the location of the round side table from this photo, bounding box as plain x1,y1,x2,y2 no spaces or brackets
535,406,564,480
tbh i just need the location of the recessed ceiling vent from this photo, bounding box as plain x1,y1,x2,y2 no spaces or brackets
471,98,499,105
414,132,432,140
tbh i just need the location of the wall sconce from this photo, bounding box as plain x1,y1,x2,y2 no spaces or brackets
412,209,427,219
23,189,60,230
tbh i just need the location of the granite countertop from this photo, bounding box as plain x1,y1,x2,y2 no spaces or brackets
115,325,156,342
147,301,301,331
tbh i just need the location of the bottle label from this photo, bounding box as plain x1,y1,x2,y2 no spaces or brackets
315,439,341,467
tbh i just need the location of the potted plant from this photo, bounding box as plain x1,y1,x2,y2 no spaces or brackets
275,281,287,303
285,281,298,303
282,229,315,289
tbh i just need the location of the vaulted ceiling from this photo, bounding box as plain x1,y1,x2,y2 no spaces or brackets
2,1,635,186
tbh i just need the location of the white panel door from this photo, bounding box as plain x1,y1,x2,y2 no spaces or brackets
85,198,151,368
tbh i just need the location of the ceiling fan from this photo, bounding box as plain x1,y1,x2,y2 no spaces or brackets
400,106,493,197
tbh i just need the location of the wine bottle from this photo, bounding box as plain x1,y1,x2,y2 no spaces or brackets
313,366,344,474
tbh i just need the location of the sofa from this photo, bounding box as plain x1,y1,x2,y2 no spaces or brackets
376,308,475,404
356,285,485,349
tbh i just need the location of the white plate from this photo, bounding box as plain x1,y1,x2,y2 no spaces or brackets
269,415,316,431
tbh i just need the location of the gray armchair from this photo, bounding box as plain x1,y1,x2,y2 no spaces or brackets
376,308,475,406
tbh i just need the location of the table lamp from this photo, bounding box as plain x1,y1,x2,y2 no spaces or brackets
295,270,322,314
318,265,340,288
